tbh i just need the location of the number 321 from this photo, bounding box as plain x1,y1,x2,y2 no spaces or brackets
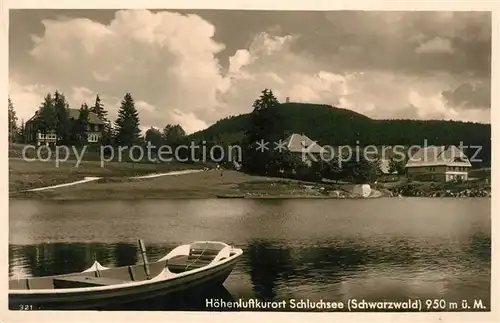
19,304,33,310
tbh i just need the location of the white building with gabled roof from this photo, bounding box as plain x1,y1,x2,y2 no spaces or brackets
404,145,472,181
282,133,324,166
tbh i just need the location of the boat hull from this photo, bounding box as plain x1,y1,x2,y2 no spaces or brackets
9,255,239,310
216,195,245,199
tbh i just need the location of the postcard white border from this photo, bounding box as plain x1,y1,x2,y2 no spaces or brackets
1,0,498,322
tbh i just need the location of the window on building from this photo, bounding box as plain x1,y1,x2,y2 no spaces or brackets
88,134,98,143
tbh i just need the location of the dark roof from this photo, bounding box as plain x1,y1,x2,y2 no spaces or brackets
67,109,105,124
405,145,472,168
27,108,104,125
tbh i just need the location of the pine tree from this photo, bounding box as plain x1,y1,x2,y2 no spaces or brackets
90,95,113,146
90,94,108,121
243,88,284,175
8,97,18,143
17,119,26,144
75,103,90,143
37,93,56,134
53,91,70,144
114,93,141,146
101,121,114,146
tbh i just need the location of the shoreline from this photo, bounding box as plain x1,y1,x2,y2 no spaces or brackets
9,158,491,201
8,195,491,203
10,186,491,201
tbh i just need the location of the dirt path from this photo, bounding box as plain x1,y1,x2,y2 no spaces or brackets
132,169,204,179
26,177,101,192
23,169,205,192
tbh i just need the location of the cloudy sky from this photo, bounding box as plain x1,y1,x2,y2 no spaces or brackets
9,10,491,134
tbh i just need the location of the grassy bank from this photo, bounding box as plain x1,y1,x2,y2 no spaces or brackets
10,155,363,200
9,158,203,195
9,142,370,200
10,164,323,199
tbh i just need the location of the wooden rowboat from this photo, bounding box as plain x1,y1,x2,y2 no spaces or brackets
9,241,243,310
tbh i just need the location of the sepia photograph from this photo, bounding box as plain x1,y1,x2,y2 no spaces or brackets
3,2,497,321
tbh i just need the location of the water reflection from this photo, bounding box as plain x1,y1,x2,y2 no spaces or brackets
9,198,491,311
9,230,491,311
245,240,294,300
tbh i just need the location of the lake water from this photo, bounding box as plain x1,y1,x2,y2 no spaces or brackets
9,198,491,311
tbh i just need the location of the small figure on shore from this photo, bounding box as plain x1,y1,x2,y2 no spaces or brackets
215,164,223,176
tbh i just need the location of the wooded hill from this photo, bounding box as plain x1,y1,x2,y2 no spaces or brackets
189,102,491,167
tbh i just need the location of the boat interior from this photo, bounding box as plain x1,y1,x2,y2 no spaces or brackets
10,243,232,290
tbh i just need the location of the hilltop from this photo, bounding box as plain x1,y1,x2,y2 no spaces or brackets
190,103,371,144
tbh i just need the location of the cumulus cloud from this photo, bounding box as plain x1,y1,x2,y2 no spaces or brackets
415,37,454,54
71,86,95,105
9,79,53,122
442,81,491,110
228,49,252,74
9,10,491,134
169,110,209,134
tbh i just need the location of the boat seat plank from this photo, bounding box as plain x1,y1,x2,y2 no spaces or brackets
190,248,221,256
188,254,215,261
53,275,129,289
166,255,214,273
189,243,225,257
